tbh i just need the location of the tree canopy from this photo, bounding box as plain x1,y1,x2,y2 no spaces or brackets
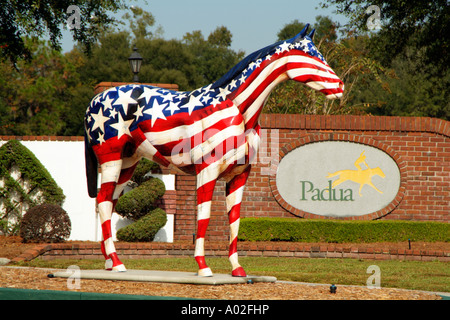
321,0,449,71
0,0,127,65
321,0,449,118
0,2,447,137
0,6,244,136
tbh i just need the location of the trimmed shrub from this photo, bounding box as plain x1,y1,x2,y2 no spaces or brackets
19,203,71,243
115,161,167,242
131,158,161,185
115,177,165,221
0,140,65,235
116,208,167,242
0,140,65,205
238,218,450,243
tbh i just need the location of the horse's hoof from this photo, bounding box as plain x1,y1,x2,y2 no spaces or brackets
104,258,113,271
231,266,247,277
109,252,126,272
112,264,127,272
197,267,213,277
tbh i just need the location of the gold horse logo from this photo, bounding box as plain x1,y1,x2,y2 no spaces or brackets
326,151,385,197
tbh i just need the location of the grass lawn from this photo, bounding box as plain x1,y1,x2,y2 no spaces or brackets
17,256,450,293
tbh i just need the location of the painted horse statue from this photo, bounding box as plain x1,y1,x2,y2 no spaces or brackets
85,24,344,276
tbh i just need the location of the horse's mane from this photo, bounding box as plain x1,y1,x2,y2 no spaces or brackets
211,38,287,90
209,24,315,90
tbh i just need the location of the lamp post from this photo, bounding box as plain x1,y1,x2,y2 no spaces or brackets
128,46,143,82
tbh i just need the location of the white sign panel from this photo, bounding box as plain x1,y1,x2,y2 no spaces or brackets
276,141,401,218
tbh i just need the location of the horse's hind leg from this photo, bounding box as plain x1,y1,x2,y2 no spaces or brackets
226,166,251,277
194,168,218,277
98,159,126,272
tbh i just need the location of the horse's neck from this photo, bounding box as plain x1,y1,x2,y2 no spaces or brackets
367,168,377,177
226,56,289,130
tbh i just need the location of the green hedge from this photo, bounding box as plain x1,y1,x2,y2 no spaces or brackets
238,218,450,243
0,140,65,205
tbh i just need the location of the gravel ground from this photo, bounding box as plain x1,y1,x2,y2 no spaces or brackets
0,266,441,300
0,236,446,300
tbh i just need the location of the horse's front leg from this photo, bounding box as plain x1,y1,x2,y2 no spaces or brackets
98,159,126,272
226,165,251,277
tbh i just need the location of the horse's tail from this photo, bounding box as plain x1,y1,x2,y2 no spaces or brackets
84,131,98,198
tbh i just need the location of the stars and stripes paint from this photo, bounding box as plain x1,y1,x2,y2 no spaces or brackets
85,24,344,274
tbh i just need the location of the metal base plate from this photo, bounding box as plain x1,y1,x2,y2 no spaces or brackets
51,269,277,285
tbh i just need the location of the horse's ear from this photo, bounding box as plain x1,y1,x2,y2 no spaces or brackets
308,28,316,40
294,23,310,42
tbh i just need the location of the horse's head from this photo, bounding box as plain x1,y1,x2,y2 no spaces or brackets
373,167,386,178
284,24,344,99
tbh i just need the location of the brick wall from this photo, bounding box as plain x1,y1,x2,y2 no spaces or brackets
93,82,179,95
87,82,449,241
0,136,83,142
172,115,449,241
14,242,449,263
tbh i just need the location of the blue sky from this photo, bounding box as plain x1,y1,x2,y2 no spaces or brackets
62,0,348,55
